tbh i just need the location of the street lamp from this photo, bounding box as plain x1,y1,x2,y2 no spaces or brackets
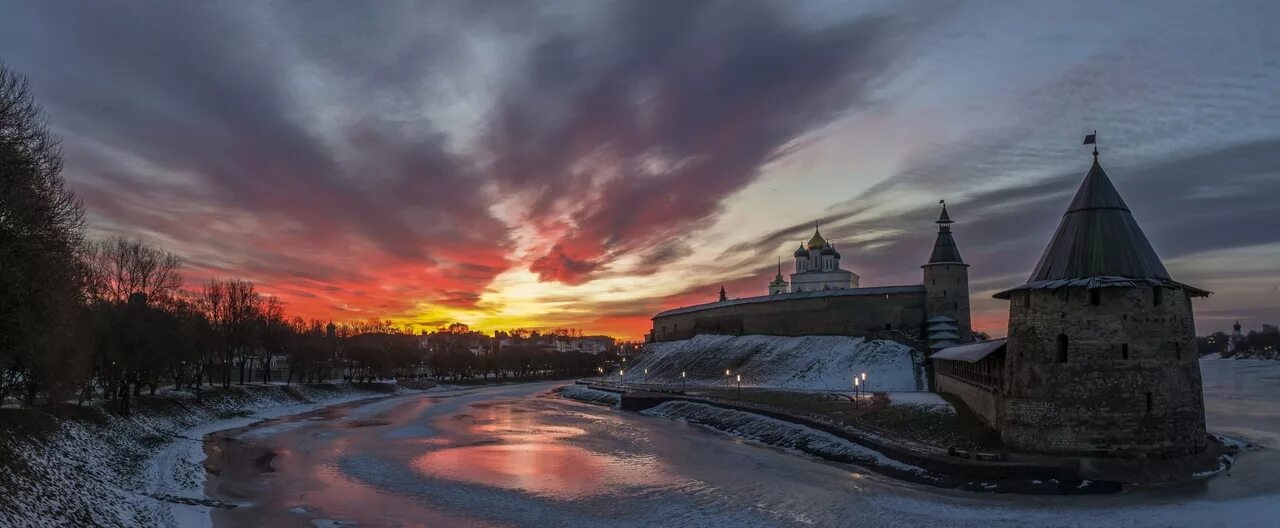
619,369,624,388
853,377,860,408
681,371,687,392
736,374,742,400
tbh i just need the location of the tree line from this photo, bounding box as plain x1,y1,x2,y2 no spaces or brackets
0,63,610,414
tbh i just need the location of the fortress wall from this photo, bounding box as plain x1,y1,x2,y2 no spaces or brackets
651,289,927,342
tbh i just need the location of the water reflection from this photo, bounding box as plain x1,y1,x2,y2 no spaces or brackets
414,401,664,499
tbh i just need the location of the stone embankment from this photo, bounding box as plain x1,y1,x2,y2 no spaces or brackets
558,381,1233,494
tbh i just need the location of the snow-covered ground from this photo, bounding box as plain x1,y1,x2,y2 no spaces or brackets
621,335,924,391
0,382,426,528
557,385,621,407
642,400,931,476
885,392,955,413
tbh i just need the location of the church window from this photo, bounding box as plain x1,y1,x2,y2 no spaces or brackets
1153,287,1163,306
1121,343,1129,360
1056,334,1069,363
942,290,947,297
1090,288,1101,306
1145,392,1153,413
1024,291,1032,309
1175,342,1182,360
932,278,936,286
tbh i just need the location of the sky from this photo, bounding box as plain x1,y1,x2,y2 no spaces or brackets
1,0,1277,340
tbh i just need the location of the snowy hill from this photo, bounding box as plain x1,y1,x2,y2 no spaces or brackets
619,335,925,391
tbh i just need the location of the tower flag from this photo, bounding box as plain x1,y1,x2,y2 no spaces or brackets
1084,130,1098,158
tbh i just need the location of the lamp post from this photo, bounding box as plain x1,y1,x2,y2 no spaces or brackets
681,371,687,393
853,377,860,408
619,369,624,389
736,374,742,400
862,372,869,396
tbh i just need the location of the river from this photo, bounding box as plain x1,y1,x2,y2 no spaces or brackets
204,360,1280,527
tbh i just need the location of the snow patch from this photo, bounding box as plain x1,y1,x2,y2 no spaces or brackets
558,385,621,407
886,392,954,413
642,400,927,474
625,335,924,391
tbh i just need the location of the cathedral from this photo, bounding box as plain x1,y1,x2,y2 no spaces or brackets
777,228,860,293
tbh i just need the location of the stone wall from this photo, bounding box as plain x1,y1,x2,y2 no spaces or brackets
999,286,1206,456
935,373,998,426
651,287,927,342
923,263,972,341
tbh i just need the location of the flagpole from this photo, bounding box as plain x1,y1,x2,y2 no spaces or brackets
1092,129,1098,159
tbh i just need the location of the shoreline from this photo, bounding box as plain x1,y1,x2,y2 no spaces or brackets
556,384,1238,495
145,385,429,528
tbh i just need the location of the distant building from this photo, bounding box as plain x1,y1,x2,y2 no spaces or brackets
934,150,1209,457
1227,320,1245,353
650,206,972,345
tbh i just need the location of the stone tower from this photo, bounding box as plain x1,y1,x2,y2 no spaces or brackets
922,202,972,345
993,154,1209,457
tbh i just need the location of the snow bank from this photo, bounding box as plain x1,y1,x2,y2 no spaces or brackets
557,385,621,407
642,400,927,474
0,382,415,528
886,392,955,413
624,335,924,391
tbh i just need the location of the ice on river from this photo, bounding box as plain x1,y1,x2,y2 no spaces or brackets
198,360,1280,528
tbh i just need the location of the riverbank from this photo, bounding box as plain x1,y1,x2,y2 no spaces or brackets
0,381,425,527
558,382,1235,494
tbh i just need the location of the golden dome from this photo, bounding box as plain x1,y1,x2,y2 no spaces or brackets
806,227,827,250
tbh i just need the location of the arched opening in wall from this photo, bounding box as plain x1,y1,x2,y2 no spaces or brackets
884,323,892,331
1175,342,1182,359
1056,334,1069,363
932,278,936,285
1153,287,1163,306
1145,392,1153,413
943,290,947,297
1090,288,1101,306
1121,343,1129,360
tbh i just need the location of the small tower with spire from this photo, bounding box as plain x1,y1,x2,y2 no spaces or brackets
768,257,789,295
922,201,972,345
718,285,728,302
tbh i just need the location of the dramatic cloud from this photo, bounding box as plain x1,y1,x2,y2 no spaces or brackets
1,0,1276,338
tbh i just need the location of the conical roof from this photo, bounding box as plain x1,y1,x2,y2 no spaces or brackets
1027,158,1168,282
926,203,965,265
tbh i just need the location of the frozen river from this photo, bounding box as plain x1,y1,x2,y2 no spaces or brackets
205,360,1280,527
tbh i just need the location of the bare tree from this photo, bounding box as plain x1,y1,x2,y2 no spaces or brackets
0,63,88,406
198,279,264,388
84,236,182,306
